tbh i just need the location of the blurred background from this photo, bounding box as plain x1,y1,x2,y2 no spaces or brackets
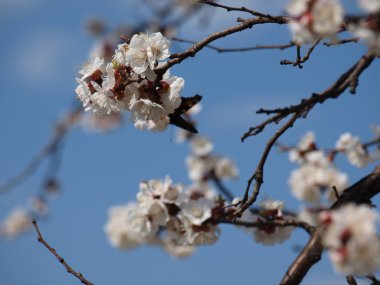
0,0,379,284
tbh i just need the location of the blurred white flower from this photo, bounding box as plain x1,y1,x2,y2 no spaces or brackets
104,203,162,249
289,151,348,203
287,0,343,44
190,136,214,157
359,0,380,13
322,204,380,275
350,21,380,55
253,200,294,246
289,131,317,164
336,132,372,167
214,157,239,180
0,208,32,238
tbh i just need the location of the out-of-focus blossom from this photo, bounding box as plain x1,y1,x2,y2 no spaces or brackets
289,151,348,203
336,132,372,167
321,204,380,275
253,200,294,246
0,208,32,238
287,0,343,44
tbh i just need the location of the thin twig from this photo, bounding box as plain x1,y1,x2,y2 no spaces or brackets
199,0,283,20
346,276,358,285
280,38,321,68
367,273,380,285
243,51,375,141
173,37,295,53
219,218,315,235
324,38,359,47
32,220,94,285
156,14,289,77
236,113,300,216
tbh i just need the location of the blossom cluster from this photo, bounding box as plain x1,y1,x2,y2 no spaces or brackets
336,131,378,167
75,32,194,132
104,176,223,257
287,0,380,54
234,199,295,246
287,129,380,227
104,176,297,257
288,132,348,204
320,204,380,275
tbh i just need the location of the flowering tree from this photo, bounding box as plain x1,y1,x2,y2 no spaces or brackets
1,1,380,285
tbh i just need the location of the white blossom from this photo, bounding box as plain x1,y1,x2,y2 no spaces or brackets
214,157,239,180
125,32,170,74
289,132,317,164
185,155,216,182
190,136,213,157
336,132,372,167
186,182,218,201
298,207,321,226
322,204,380,275
181,198,214,226
79,57,104,80
75,78,93,111
159,75,183,114
163,237,196,258
90,63,125,115
253,200,294,246
113,43,129,65
138,176,184,206
359,0,380,13
80,112,122,133
350,22,380,55
289,151,348,203
185,224,220,246
104,203,162,249
0,208,32,238
287,0,343,44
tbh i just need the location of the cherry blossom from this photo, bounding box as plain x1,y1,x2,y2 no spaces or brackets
287,0,344,44
321,204,380,275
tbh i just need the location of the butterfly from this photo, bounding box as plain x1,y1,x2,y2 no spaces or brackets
169,94,202,133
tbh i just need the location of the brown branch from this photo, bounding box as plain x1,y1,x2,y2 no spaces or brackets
280,38,321,68
346,276,358,285
32,220,94,285
367,273,380,284
243,51,375,141
156,15,289,77
324,38,359,47
279,166,380,285
173,37,295,53
219,218,315,235
236,113,301,217
199,0,283,19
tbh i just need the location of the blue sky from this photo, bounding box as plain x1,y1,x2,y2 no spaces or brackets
0,1,379,285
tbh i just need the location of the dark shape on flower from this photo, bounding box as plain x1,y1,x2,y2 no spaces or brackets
169,94,202,133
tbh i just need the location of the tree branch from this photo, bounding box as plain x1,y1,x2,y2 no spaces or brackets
243,51,375,141
173,37,295,53
236,113,300,216
156,15,289,76
32,220,94,285
280,38,321,68
219,218,315,235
